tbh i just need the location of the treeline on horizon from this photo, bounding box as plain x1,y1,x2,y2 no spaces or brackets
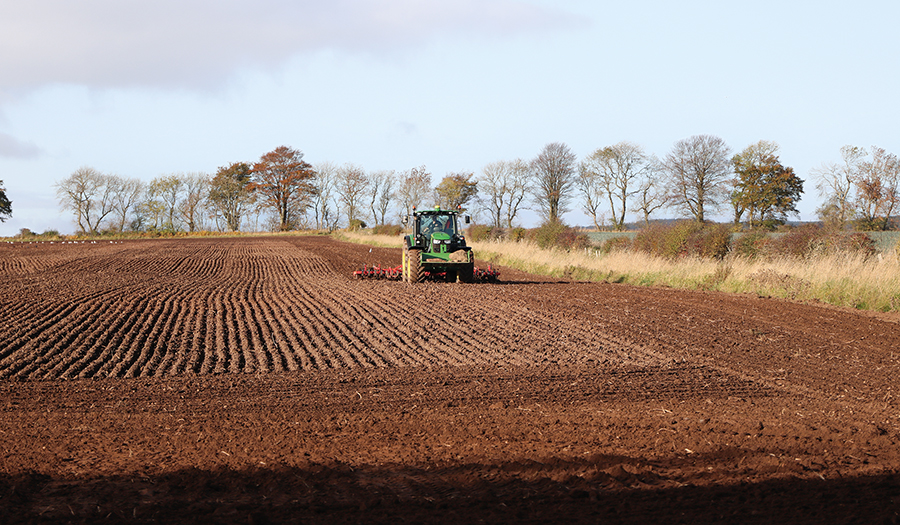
16,136,900,237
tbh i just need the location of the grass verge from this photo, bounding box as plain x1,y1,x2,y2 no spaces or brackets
337,230,900,313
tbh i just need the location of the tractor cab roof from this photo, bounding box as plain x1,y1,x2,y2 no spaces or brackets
413,206,460,216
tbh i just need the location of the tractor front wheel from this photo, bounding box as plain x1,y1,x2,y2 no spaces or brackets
407,249,424,283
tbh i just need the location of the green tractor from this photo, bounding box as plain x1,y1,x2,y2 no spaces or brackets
401,206,474,283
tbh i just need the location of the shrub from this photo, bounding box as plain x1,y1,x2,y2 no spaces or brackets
689,223,732,260
765,224,822,258
508,227,527,242
631,223,670,257
466,224,496,242
632,221,731,259
765,225,877,259
600,236,631,254
824,231,877,258
348,219,367,231
731,231,770,259
527,221,591,251
371,224,402,236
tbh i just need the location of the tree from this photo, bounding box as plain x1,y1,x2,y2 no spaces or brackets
0,180,11,222
575,163,605,231
663,135,732,222
208,162,254,232
135,181,166,231
732,142,803,229
531,142,577,224
151,174,184,232
478,159,531,228
311,162,338,231
369,170,396,226
434,172,478,210
855,146,900,231
335,163,369,226
250,146,316,231
631,160,669,227
55,167,116,234
108,175,143,232
179,173,209,232
579,141,649,230
397,165,432,217
812,145,864,229
729,141,778,224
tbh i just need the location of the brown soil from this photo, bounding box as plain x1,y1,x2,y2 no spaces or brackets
1,236,898,524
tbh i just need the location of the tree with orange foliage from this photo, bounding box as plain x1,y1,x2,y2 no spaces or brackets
251,146,316,231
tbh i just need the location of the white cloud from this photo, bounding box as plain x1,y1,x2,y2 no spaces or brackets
0,0,582,93
0,132,43,159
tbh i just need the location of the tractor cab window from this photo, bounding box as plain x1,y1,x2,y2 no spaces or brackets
420,214,456,236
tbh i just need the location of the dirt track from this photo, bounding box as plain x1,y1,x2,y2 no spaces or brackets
1,236,899,523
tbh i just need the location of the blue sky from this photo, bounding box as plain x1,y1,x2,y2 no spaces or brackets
1,0,898,235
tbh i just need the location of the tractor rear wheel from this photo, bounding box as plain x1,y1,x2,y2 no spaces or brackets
407,249,424,283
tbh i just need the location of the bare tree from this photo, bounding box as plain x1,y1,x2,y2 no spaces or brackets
478,159,531,228
179,173,210,232
531,142,577,224
663,135,732,222
579,142,649,230
335,163,369,226
369,170,396,226
311,161,337,230
479,161,508,228
812,145,865,229
631,160,669,226
108,175,144,232
397,165,432,218
504,159,531,228
575,162,605,230
55,167,117,234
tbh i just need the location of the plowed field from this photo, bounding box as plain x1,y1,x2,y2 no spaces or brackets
1,236,898,523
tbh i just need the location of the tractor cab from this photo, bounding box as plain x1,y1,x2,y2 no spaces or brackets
403,206,470,252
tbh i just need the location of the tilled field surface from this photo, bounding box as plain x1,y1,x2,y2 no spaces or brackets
1,236,899,523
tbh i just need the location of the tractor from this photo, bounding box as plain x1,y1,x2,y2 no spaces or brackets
401,206,474,283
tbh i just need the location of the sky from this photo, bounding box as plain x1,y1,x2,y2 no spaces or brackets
1,0,898,235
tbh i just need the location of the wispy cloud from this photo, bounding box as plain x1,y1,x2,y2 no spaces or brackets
0,0,583,94
0,132,43,159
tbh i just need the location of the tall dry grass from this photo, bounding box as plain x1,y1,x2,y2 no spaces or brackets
336,231,403,248
471,238,900,312
336,230,900,312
